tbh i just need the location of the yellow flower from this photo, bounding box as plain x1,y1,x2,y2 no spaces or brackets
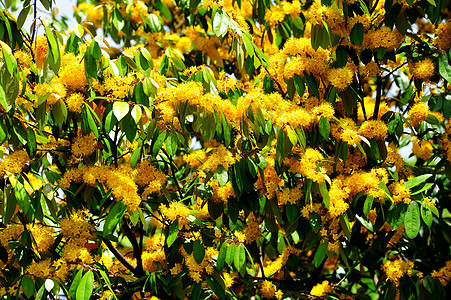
260,280,276,299
59,53,88,91
389,181,411,204
412,138,433,161
310,280,333,296
407,102,429,127
72,133,97,157
27,259,53,279
66,93,85,113
409,58,435,80
0,150,30,175
328,67,354,90
382,259,414,286
358,120,388,140
159,201,190,222
434,21,451,49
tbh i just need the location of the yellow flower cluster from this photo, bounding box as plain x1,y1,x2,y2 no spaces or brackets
259,280,276,298
66,93,85,113
135,161,167,198
412,138,433,161
310,280,333,297
382,259,414,286
210,180,235,203
389,181,411,204
72,133,97,157
59,53,88,92
180,246,217,282
434,21,451,49
431,260,451,286
264,246,300,276
409,58,435,80
27,224,55,253
287,148,326,183
241,212,262,244
358,120,388,140
364,27,404,51
328,67,354,91
276,184,303,205
0,150,30,175
407,102,429,127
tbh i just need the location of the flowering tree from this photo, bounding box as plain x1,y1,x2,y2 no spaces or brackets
0,0,451,298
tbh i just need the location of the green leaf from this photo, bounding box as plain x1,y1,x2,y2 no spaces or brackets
311,24,329,50
213,10,229,39
309,212,321,233
112,8,125,31
112,101,130,122
222,112,231,147
404,201,421,239
69,269,83,299
319,116,330,140
22,275,35,298
82,103,99,138
404,174,432,189
76,271,94,300
205,275,225,300
389,202,407,230
356,214,373,232
234,244,246,271
363,195,374,215
350,23,364,46
44,24,60,67
294,74,305,97
166,132,178,156
286,203,298,224
152,130,167,156
313,242,328,267
225,243,235,265
336,46,348,68
438,53,451,82
103,201,127,236
148,13,162,32
130,143,142,168
26,127,37,158
420,203,433,228
167,219,179,247
304,72,321,100
216,241,227,272
193,239,205,264
319,182,330,208
216,165,228,186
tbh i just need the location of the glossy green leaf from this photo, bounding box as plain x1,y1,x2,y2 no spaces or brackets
404,174,432,189
205,275,225,300
166,132,178,156
26,127,37,158
404,201,421,239
76,271,94,300
439,53,451,82
167,219,179,247
313,242,328,267
103,201,127,236
350,23,364,46
216,165,228,186
309,212,321,233
319,116,330,140
193,239,205,264
234,244,246,271
152,130,167,156
213,10,229,39
216,241,227,272
22,275,35,298
420,203,433,228
225,243,235,265
113,101,130,122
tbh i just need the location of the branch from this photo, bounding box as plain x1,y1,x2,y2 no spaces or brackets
122,218,144,277
102,239,138,275
372,73,382,120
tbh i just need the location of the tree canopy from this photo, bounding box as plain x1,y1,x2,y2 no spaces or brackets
0,0,451,299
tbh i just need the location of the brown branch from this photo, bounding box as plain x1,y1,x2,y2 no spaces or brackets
102,239,138,274
122,218,144,277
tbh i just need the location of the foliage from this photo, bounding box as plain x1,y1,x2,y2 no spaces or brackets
0,0,451,299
